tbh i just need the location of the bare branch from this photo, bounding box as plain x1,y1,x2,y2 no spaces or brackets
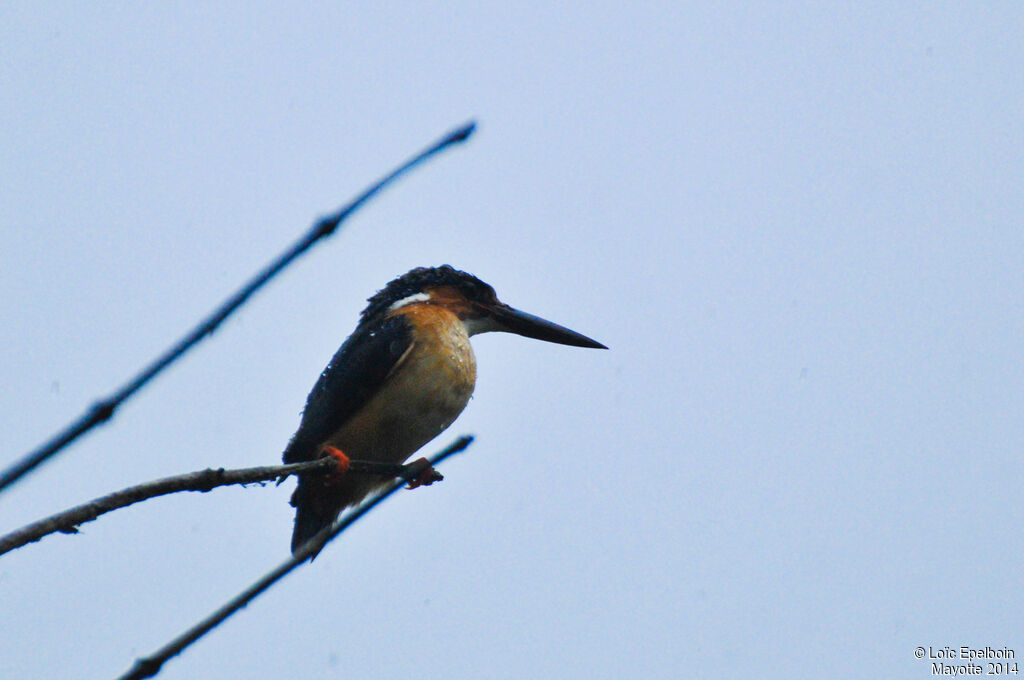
117,435,473,680
0,120,477,495
0,454,441,556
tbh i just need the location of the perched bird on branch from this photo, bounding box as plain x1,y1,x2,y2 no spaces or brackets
283,265,606,556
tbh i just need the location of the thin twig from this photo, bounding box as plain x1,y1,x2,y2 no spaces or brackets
117,435,473,680
0,121,477,495
0,456,432,556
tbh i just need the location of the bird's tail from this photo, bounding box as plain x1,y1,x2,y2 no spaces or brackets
289,477,339,558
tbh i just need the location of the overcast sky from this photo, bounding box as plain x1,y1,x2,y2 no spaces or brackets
2,3,1022,679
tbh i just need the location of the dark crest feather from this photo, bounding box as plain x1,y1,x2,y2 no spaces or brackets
361,265,495,322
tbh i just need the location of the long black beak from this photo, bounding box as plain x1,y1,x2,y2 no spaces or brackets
487,303,607,349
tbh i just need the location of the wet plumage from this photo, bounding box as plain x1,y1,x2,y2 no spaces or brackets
284,265,605,556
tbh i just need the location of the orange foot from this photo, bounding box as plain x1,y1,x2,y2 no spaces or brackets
405,457,444,489
321,445,351,485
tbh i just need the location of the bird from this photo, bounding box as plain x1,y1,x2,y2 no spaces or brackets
283,265,606,556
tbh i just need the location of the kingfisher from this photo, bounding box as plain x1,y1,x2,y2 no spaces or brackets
283,265,606,556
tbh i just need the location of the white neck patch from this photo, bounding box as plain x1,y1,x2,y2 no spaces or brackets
387,292,431,312
463,315,502,336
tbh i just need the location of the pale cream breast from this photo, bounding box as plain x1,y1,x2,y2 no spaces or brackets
329,307,477,465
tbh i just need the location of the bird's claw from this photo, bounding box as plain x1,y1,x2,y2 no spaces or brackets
321,445,351,485
405,458,444,489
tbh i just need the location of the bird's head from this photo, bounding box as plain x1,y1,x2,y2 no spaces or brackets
363,265,607,349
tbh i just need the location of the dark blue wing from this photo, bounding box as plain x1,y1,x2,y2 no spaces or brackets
282,313,413,463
